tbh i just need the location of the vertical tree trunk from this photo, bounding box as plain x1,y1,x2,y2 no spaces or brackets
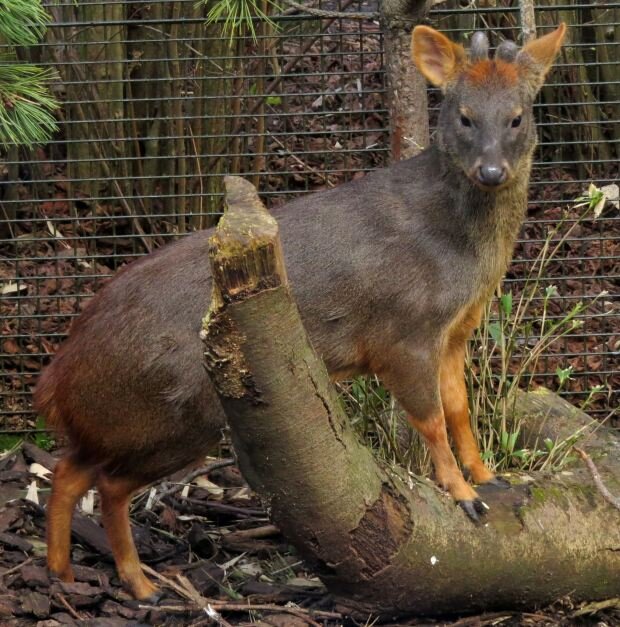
519,0,537,42
58,0,110,200
127,1,165,212
203,25,238,226
538,2,612,176
380,1,431,160
591,8,619,156
0,146,19,237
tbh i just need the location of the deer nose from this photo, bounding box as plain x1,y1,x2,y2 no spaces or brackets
477,165,506,187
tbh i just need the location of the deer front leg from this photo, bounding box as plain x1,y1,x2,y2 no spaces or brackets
378,346,486,521
441,307,509,490
440,341,496,485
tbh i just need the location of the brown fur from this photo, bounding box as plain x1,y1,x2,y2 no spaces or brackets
36,24,566,600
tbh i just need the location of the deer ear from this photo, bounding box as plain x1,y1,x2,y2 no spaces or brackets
517,23,567,94
412,26,466,90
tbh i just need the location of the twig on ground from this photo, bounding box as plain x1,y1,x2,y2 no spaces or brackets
0,440,22,462
574,446,620,511
55,592,84,620
141,563,205,602
1,556,32,577
139,601,342,622
141,566,238,626
176,572,209,607
156,458,235,502
176,498,266,518
223,524,279,541
194,603,235,627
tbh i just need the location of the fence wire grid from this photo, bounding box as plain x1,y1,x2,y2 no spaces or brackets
0,1,618,438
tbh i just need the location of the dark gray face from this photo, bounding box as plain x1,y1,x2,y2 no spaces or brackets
413,24,565,189
438,70,537,190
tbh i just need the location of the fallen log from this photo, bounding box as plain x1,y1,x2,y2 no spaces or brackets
201,176,620,619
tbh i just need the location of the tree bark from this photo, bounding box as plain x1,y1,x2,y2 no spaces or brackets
380,1,431,160
202,176,620,619
519,0,537,42
513,387,620,467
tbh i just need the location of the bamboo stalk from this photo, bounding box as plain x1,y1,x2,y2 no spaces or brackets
251,0,269,187
158,4,176,224
189,1,206,229
591,7,620,153
228,36,245,178
168,0,187,233
127,0,163,213
105,0,129,197
204,25,237,226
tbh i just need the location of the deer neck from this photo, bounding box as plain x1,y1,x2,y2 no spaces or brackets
442,151,532,293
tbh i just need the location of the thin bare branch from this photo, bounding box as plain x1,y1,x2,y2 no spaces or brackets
574,447,620,511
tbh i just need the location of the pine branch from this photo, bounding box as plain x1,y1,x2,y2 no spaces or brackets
0,65,58,147
0,0,58,147
0,0,51,46
203,0,280,41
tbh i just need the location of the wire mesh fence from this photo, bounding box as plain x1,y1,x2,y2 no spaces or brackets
0,0,618,438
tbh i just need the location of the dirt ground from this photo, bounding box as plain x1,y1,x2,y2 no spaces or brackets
0,442,618,626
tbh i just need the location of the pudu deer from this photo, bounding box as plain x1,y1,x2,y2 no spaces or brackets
35,24,566,600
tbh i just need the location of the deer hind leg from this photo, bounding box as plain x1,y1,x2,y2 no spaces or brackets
96,473,158,601
440,343,496,485
47,455,97,582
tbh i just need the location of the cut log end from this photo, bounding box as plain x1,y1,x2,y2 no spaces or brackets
209,176,288,300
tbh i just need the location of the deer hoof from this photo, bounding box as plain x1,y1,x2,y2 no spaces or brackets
482,476,511,489
144,589,165,605
458,498,488,522
126,588,165,609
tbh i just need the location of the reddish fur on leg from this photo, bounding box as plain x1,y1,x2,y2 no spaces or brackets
97,474,158,601
407,412,478,503
440,346,494,484
47,456,96,582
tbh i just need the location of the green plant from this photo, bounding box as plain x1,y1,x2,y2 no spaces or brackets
0,1,50,44
202,0,280,41
0,435,22,452
0,416,54,454
339,376,431,476
580,384,606,412
468,185,608,472
33,416,55,451
0,0,58,147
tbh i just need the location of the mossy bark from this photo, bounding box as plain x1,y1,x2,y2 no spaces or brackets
202,176,620,619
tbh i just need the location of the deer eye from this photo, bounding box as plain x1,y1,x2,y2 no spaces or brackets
511,115,522,128
460,114,472,128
